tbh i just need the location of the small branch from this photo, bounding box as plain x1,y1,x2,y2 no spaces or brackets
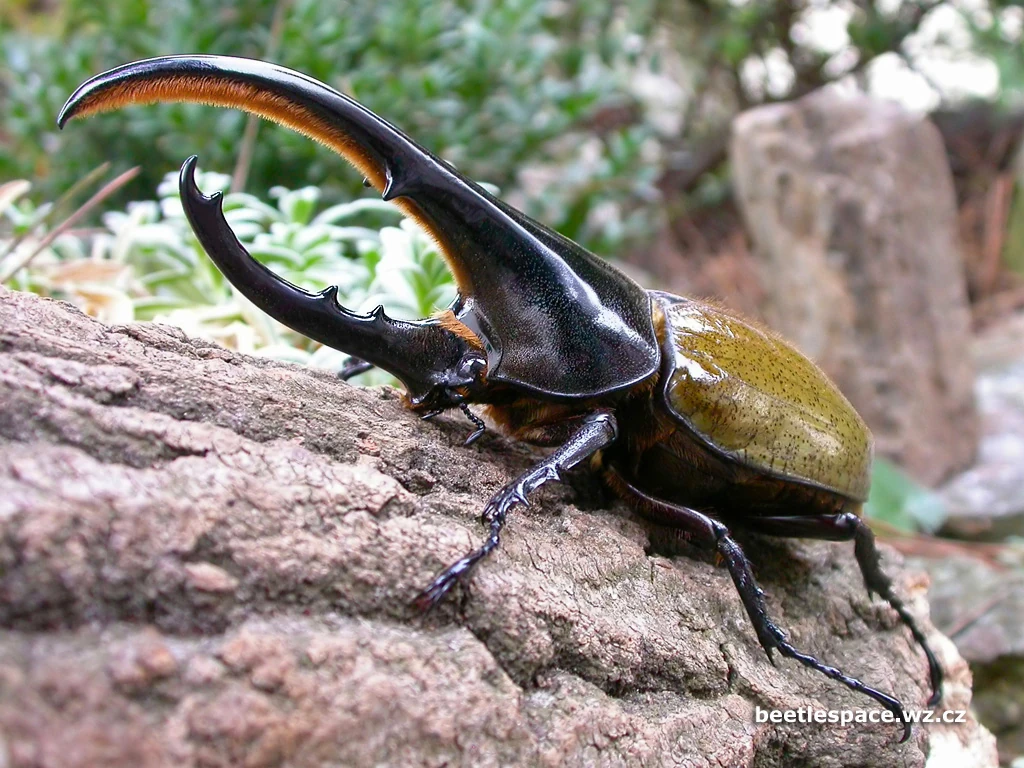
230,0,293,193
0,166,140,284
945,585,1015,640
980,171,1014,295
0,162,111,263
876,523,1018,569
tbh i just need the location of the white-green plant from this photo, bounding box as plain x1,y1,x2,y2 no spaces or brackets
0,168,456,384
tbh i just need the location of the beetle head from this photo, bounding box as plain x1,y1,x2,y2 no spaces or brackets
58,55,659,402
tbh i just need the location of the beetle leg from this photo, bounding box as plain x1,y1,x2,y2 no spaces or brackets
459,403,487,446
749,514,943,708
608,469,913,742
414,409,618,610
338,356,374,380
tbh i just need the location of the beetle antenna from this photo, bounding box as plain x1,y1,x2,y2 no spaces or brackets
460,404,486,445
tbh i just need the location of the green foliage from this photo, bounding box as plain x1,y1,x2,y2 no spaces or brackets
1,0,657,254
964,4,1024,107
0,168,453,380
864,457,948,534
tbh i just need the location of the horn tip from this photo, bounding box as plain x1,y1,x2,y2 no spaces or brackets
57,94,81,129
179,155,223,206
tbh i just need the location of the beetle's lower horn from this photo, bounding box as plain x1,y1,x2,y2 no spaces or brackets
178,156,476,401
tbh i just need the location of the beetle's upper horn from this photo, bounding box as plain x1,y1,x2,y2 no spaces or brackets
59,55,658,397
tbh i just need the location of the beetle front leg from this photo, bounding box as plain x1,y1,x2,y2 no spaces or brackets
608,468,913,742
414,409,618,610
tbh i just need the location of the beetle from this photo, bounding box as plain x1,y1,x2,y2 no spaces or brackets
59,55,942,740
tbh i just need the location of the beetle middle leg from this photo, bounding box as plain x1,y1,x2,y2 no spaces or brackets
748,513,943,707
607,467,913,741
338,356,374,380
414,409,619,610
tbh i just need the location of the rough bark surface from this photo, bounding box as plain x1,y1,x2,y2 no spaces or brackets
0,288,996,767
731,89,978,486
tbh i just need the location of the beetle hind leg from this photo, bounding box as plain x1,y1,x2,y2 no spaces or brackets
748,513,943,707
414,409,618,610
852,518,943,706
607,469,913,742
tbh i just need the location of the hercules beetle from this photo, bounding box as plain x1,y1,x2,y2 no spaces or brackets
60,55,942,740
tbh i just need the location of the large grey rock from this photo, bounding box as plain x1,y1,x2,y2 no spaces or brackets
912,555,1024,765
0,288,996,767
939,314,1024,540
917,313,1024,765
731,88,977,486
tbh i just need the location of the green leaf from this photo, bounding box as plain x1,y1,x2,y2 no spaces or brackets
864,458,947,534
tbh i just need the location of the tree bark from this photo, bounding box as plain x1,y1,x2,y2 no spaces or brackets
0,288,996,767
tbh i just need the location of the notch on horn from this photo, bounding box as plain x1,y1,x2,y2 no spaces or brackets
178,155,483,407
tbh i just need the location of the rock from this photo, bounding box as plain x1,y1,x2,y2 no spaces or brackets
0,288,997,767
731,88,978,486
920,557,1024,668
939,313,1024,540
916,254,1024,767
911,555,1024,765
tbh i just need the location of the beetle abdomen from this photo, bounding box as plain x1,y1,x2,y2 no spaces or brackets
655,293,872,502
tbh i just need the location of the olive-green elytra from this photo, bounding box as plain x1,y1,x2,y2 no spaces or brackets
663,298,873,501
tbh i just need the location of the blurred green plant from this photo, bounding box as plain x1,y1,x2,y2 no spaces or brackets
0,166,454,382
1,0,659,254
966,3,1024,109
864,457,949,534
